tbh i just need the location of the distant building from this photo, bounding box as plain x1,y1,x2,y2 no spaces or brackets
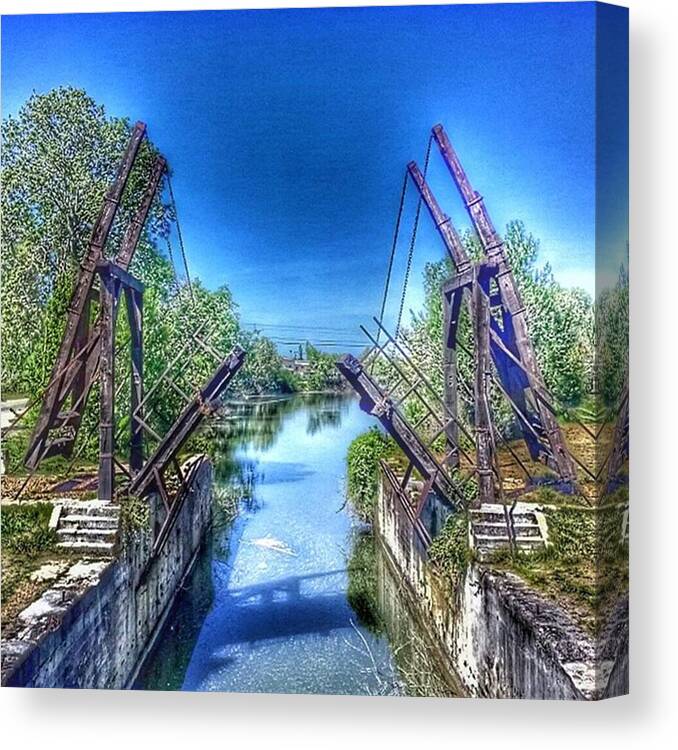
281,357,311,374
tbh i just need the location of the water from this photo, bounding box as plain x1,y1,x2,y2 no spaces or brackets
137,393,456,696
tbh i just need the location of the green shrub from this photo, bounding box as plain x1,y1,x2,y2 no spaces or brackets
1,502,56,555
119,494,150,538
346,428,394,520
346,531,384,634
543,507,596,561
428,513,470,578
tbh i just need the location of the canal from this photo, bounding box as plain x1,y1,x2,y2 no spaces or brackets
137,393,457,696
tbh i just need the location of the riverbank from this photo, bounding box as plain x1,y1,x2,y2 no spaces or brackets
374,465,629,700
137,393,405,695
1,456,213,688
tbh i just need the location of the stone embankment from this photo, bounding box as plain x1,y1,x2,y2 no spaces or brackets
1,455,213,689
375,468,629,700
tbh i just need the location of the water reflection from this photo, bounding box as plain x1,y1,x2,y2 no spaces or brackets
137,394,454,697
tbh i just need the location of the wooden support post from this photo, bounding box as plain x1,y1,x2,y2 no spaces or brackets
336,354,463,510
432,124,577,484
98,274,118,503
126,287,144,474
442,292,460,470
69,294,91,428
472,277,495,507
25,123,146,470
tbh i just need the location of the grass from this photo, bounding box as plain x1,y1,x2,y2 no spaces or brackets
486,502,628,635
1,502,70,637
346,530,385,634
1,502,56,555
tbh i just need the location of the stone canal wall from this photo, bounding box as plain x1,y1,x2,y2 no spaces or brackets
375,469,628,700
2,456,212,689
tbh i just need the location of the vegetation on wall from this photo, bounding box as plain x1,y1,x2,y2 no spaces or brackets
346,530,385,634
346,427,395,520
1,502,56,556
427,513,471,580
0,88,342,470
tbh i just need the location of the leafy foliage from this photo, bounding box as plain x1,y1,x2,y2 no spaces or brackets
303,343,343,391
427,513,471,579
1,87,170,395
595,265,629,406
1,502,56,555
346,427,395,520
1,88,344,468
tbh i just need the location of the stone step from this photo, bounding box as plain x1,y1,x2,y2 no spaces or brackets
56,540,115,554
60,514,119,529
473,534,545,546
60,502,119,518
473,522,541,537
470,508,538,518
56,527,117,539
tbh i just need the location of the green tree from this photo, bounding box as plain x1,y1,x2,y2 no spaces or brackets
405,220,595,436
1,87,293,468
1,87,170,394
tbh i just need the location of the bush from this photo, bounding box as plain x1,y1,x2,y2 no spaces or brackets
427,513,471,579
1,502,56,555
543,507,596,561
346,428,394,520
346,531,384,634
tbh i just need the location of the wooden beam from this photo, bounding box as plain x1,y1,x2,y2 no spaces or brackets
472,277,496,506
98,273,119,502
128,346,246,499
432,123,576,484
406,161,471,272
336,354,463,510
24,122,147,470
96,260,145,294
126,287,144,474
442,292,459,469
115,156,166,270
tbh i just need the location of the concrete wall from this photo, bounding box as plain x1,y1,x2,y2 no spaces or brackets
2,456,213,689
375,471,628,700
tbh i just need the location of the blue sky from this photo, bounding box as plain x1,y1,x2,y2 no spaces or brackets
1,3,628,353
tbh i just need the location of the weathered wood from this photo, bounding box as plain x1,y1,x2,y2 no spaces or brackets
407,161,471,272
68,295,92,437
98,273,119,503
336,354,464,510
472,277,496,506
24,122,147,469
432,124,576,483
446,263,551,466
128,346,246,499
115,156,166,270
96,260,145,294
442,293,460,469
126,287,144,474
381,460,432,547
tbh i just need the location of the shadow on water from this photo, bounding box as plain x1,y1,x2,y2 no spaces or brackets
137,393,456,696
133,538,215,691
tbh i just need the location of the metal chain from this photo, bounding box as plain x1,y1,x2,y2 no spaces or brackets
165,235,180,289
395,135,432,339
167,174,195,304
375,170,409,349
